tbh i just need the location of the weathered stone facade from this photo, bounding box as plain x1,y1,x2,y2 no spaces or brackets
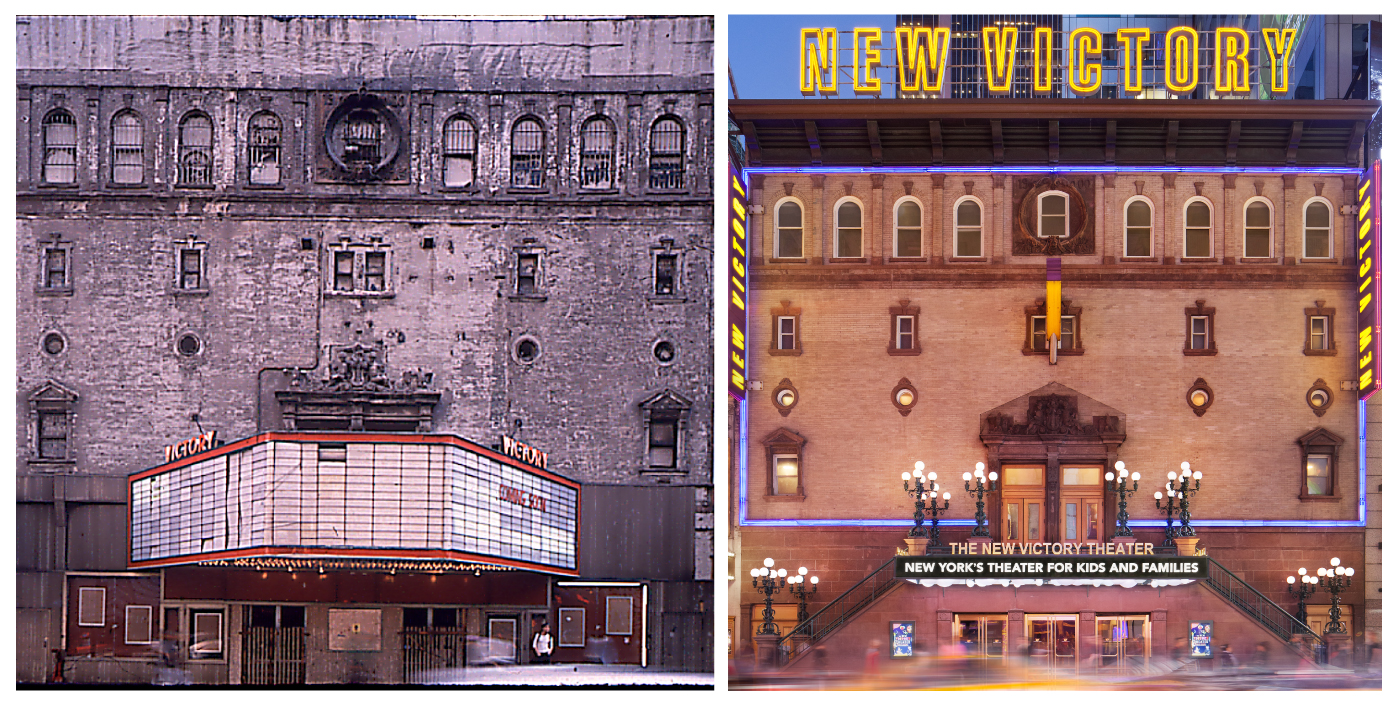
17,16,713,683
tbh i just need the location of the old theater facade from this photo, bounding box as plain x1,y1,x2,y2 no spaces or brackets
730,91,1380,671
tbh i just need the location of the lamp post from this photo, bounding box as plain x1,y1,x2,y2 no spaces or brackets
1315,557,1355,635
903,461,951,548
789,567,819,628
749,557,787,636
1286,567,1318,625
1169,462,1203,536
1105,461,1141,538
962,462,998,538
1153,486,1179,547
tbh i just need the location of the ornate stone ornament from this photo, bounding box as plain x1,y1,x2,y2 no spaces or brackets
324,92,403,180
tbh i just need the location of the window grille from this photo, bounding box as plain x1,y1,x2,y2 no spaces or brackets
112,112,144,184
365,252,386,292
1191,316,1210,350
38,411,68,459
649,118,684,190
1031,315,1076,351
580,118,615,189
443,116,477,187
43,111,77,184
1309,316,1329,351
249,112,281,185
344,110,381,164
897,316,915,349
777,317,797,350
511,119,545,188
648,415,678,468
334,252,355,291
178,114,213,185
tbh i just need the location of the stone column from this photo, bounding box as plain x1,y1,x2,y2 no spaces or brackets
557,93,574,196
1161,174,1177,264
753,633,781,668
1102,175,1116,264
749,173,765,265
810,174,826,264
1222,173,1238,263
930,174,945,265
870,174,884,264
1282,174,1298,264
1045,442,1060,544
696,93,713,198
992,174,1007,263
938,610,955,652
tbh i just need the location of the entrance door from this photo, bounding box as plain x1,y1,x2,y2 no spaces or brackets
241,605,306,685
954,614,1007,658
1026,615,1077,673
1060,466,1104,544
1001,466,1045,542
1096,616,1150,671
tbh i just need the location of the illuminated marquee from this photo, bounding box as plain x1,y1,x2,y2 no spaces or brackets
1356,161,1381,399
729,163,749,400
799,24,1296,95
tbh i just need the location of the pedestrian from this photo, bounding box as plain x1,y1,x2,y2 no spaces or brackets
1252,642,1270,670
863,639,881,677
531,623,554,665
1220,644,1237,669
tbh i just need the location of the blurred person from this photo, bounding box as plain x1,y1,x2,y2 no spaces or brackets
1171,636,1188,661
531,623,553,665
1251,641,1270,670
1219,644,1237,669
864,638,882,677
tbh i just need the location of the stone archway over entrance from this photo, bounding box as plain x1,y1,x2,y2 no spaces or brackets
979,382,1126,544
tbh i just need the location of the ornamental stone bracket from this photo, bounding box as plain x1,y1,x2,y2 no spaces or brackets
276,343,440,432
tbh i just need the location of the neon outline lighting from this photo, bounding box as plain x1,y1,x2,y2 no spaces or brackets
1165,26,1199,93
1214,27,1251,93
1262,28,1297,93
1068,28,1103,95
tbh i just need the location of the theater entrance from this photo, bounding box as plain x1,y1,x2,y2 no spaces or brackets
1026,614,1077,672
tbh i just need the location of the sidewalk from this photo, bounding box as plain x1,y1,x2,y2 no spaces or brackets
412,664,714,687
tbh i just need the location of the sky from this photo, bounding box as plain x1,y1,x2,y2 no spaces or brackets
729,15,897,100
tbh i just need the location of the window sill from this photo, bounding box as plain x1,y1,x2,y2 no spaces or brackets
244,183,286,190
175,184,216,191
646,188,689,196
1298,258,1339,264
171,288,210,298
768,257,808,264
647,295,689,304
507,187,550,195
324,290,396,299
1120,256,1159,263
1180,257,1218,264
1302,348,1339,356
37,182,80,189
764,493,806,502
888,256,927,263
1182,348,1218,356
829,257,868,264
949,256,988,263
887,347,922,356
508,294,548,303
34,287,75,297
1239,257,1279,264
1298,494,1341,502
26,458,76,472
440,185,481,194
106,182,149,190
1022,348,1084,356
769,348,802,357
579,188,621,196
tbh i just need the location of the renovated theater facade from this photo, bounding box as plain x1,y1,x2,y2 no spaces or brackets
729,81,1380,672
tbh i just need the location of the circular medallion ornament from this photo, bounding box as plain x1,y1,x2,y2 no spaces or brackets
324,93,403,179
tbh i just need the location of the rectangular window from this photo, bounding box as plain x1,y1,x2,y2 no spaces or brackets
897,316,915,350
78,587,105,627
364,252,386,292
558,607,586,647
180,249,203,290
655,254,677,296
125,605,154,645
773,454,799,495
648,416,678,468
1065,503,1078,541
1031,316,1075,351
1310,316,1330,351
1006,504,1020,540
1190,316,1209,350
777,316,796,350
605,596,633,635
38,411,68,459
44,247,67,289
191,610,224,657
1305,455,1331,495
1086,503,1100,540
1027,502,1041,541
334,252,355,291
517,254,538,295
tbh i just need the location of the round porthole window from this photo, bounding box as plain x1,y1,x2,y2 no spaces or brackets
653,340,676,364
1308,388,1329,407
776,389,796,407
1306,379,1334,416
896,388,915,407
514,336,541,364
43,332,66,356
1185,377,1214,416
177,333,202,356
1189,389,1209,407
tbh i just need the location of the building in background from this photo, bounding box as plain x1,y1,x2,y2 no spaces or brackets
17,15,714,684
728,14,1380,679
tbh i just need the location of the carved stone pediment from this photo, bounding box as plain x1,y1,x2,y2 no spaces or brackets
277,343,439,432
295,343,433,393
980,382,1125,440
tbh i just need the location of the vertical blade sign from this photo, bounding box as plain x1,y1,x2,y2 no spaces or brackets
1357,161,1381,399
729,163,750,400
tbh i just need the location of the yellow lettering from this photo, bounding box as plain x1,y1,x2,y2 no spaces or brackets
731,290,745,310
853,28,883,94
1358,291,1371,313
800,28,838,96
731,275,745,293
895,27,950,93
1359,240,1372,259
1069,28,1102,94
1360,197,1371,220
731,351,745,370
732,258,746,279
1360,369,1373,388
731,235,745,259
730,369,746,391
1358,178,1370,201
731,197,746,221
1359,258,1372,277
1360,220,1372,240
731,174,746,198
1360,276,1372,293
1117,28,1151,93
732,218,745,240
1262,28,1297,92
982,26,1019,92
1359,352,1373,369
1033,27,1053,92
1215,28,1251,92
1360,326,1373,351
1166,26,1200,93
731,323,745,351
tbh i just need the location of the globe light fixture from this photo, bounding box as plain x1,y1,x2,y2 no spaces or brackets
965,462,998,537
752,558,787,636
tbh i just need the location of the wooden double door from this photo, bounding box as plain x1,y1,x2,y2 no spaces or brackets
1000,465,1105,544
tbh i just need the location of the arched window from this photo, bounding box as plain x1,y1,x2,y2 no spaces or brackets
894,198,922,257
43,110,78,184
178,113,213,186
649,117,684,190
954,197,983,257
1243,199,1272,258
1124,198,1152,257
1184,199,1213,258
511,118,545,188
1303,199,1332,259
774,199,803,259
835,199,863,258
1037,191,1069,238
443,116,477,188
579,117,615,189
248,112,282,185
112,111,144,184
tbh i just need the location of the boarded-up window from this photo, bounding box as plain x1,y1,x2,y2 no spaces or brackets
77,587,105,626
191,610,223,657
487,618,516,661
605,596,633,635
558,607,585,647
125,605,153,644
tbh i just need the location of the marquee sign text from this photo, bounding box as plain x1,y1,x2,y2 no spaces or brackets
950,540,1155,555
501,435,548,469
896,555,1208,579
800,25,1298,96
1357,161,1381,399
729,163,749,400
500,484,548,513
163,430,217,463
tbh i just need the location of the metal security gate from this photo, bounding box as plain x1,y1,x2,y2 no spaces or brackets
241,606,307,685
402,628,469,683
